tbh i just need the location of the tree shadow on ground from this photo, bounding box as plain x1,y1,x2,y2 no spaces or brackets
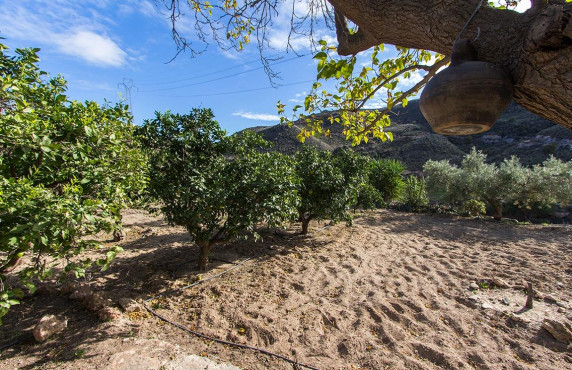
0,292,121,369
0,220,327,367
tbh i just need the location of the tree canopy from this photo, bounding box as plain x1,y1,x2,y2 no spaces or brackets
0,43,146,323
138,109,299,270
163,0,572,143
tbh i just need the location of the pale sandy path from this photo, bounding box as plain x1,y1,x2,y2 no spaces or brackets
1,210,570,369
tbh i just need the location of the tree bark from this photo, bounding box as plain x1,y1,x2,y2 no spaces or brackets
301,218,311,235
328,0,572,130
197,240,212,272
485,197,503,220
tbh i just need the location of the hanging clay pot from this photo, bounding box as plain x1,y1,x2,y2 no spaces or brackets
420,39,513,135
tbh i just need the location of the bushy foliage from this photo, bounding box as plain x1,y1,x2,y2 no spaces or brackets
295,146,356,234
139,109,298,270
424,148,572,220
401,175,429,211
332,149,372,209
461,199,487,217
356,182,385,210
0,44,146,322
369,158,406,204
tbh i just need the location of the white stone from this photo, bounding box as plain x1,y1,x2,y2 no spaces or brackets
481,302,494,309
33,315,67,342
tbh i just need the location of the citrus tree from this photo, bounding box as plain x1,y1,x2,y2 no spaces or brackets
295,146,355,234
138,109,298,270
0,43,147,323
332,148,372,209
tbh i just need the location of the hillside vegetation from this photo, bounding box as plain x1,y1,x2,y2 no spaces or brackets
247,100,572,171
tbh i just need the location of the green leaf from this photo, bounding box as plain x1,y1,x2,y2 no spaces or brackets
313,51,328,60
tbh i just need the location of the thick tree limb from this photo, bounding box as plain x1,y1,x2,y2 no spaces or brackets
328,0,572,129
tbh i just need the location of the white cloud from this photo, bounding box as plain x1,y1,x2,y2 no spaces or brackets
0,1,129,67
266,1,335,52
288,91,307,103
232,111,281,121
57,31,127,67
398,70,425,89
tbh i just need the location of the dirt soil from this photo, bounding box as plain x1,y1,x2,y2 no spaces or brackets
1,209,571,369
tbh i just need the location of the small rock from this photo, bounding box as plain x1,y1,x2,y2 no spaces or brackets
557,282,564,287
118,298,142,313
510,315,530,326
69,285,92,300
492,277,509,288
482,302,494,310
557,302,568,308
469,295,480,301
98,306,121,321
558,308,566,313
84,292,109,311
469,282,479,290
544,295,558,303
542,319,572,344
33,315,67,342
501,298,510,306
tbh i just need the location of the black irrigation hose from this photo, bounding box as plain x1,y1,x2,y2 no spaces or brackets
143,257,322,370
143,303,321,370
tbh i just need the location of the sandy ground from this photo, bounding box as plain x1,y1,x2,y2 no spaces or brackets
1,209,571,369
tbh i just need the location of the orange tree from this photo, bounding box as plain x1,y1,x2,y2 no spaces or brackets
295,146,368,234
138,109,299,270
0,43,146,323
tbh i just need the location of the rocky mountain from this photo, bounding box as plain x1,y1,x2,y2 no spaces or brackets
245,100,572,171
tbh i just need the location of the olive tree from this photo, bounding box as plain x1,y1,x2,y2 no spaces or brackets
139,109,298,270
424,149,514,219
0,44,147,323
424,148,572,220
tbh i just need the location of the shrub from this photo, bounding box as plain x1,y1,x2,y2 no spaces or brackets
461,199,487,216
401,175,429,210
369,158,406,203
139,109,298,270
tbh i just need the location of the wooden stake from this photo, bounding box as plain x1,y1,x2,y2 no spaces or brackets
525,282,534,309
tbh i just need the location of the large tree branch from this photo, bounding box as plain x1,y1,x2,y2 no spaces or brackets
328,0,572,130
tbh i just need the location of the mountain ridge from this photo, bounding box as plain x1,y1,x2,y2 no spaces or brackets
242,100,572,171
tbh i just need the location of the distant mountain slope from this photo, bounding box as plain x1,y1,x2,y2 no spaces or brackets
244,100,571,171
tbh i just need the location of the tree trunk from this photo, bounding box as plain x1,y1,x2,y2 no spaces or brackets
485,197,503,220
329,0,572,130
197,240,212,272
301,218,310,235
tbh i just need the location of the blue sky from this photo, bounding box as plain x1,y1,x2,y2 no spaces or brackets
0,1,529,133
